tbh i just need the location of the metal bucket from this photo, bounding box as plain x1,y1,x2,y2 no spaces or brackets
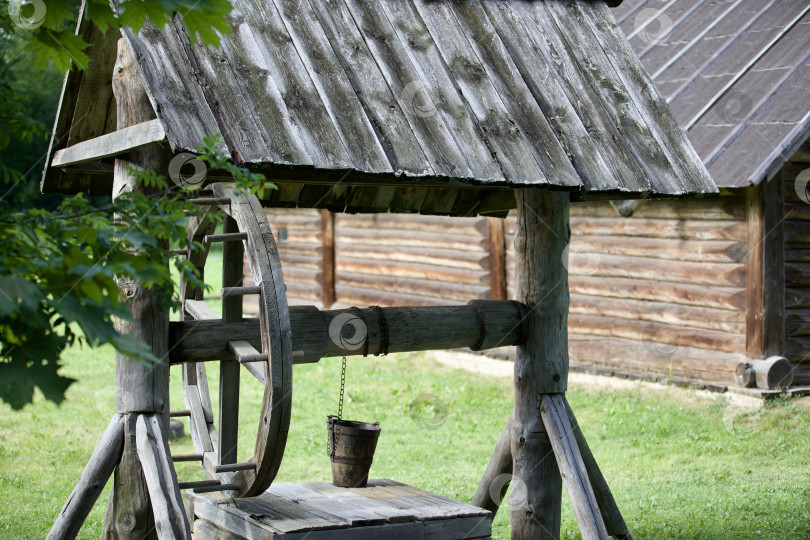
327,418,381,488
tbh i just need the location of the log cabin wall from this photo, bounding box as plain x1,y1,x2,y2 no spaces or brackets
504,196,750,385
332,214,491,307
249,194,756,386
783,142,810,385
245,209,325,305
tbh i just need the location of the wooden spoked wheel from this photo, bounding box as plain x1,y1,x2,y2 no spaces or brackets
178,182,292,498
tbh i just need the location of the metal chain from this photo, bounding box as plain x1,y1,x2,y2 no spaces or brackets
328,355,347,458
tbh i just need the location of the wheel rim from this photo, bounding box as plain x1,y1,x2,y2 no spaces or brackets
179,182,292,498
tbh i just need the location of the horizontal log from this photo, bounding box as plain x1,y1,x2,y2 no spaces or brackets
336,214,487,235
785,263,810,287
337,260,487,285
786,309,810,337
784,203,810,223
569,314,746,354
735,357,794,390
784,221,810,244
783,336,810,362
276,253,322,270
336,244,489,271
335,286,453,308
169,301,525,364
509,252,747,288
560,276,745,312
51,119,166,167
337,227,487,251
785,246,810,263
785,287,810,309
336,272,489,303
278,265,321,282
568,334,743,384
569,197,746,221
571,235,746,263
570,294,745,334
518,216,746,242
792,363,810,386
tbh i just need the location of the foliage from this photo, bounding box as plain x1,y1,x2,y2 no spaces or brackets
7,0,233,72
0,132,277,410
0,1,257,410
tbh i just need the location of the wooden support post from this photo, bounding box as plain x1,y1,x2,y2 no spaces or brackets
47,415,125,540
746,179,785,359
103,38,181,540
511,189,569,539
472,411,513,515
321,209,336,308
135,414,191,539
540,394,608,540
487,217,508,301
219,215,243,465
471,405,631,539
563,401,632,540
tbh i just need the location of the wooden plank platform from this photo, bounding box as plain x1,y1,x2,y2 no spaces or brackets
188,479,491,539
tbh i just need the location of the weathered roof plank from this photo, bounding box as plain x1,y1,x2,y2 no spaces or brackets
536,1,681,194
575,1,716,194
377,0,506,183
45,0,718,205
343,0,477,180
307,0,434,177
237,0,355,170
448,1,585,188
271,0,392,173
413,0,553,187
487,0,648,193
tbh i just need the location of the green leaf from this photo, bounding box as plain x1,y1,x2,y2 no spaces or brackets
0,276,44,317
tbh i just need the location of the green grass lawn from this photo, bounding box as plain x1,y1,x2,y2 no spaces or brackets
2,247,808,538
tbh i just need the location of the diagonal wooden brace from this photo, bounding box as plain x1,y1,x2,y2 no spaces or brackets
472,401,632,539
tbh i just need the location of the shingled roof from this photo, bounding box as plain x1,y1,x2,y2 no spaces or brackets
44,0,717,215
614,0,810,187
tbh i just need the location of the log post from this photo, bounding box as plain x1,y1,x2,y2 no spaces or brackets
321,209,336,308
472,412,513,515
47,415,125,540
511,189,569,539
487,217,507,301
102,38,188,539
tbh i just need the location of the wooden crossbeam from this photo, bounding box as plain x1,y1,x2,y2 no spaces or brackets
228,340,267,363
51,119,166,168
168,302,527,365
